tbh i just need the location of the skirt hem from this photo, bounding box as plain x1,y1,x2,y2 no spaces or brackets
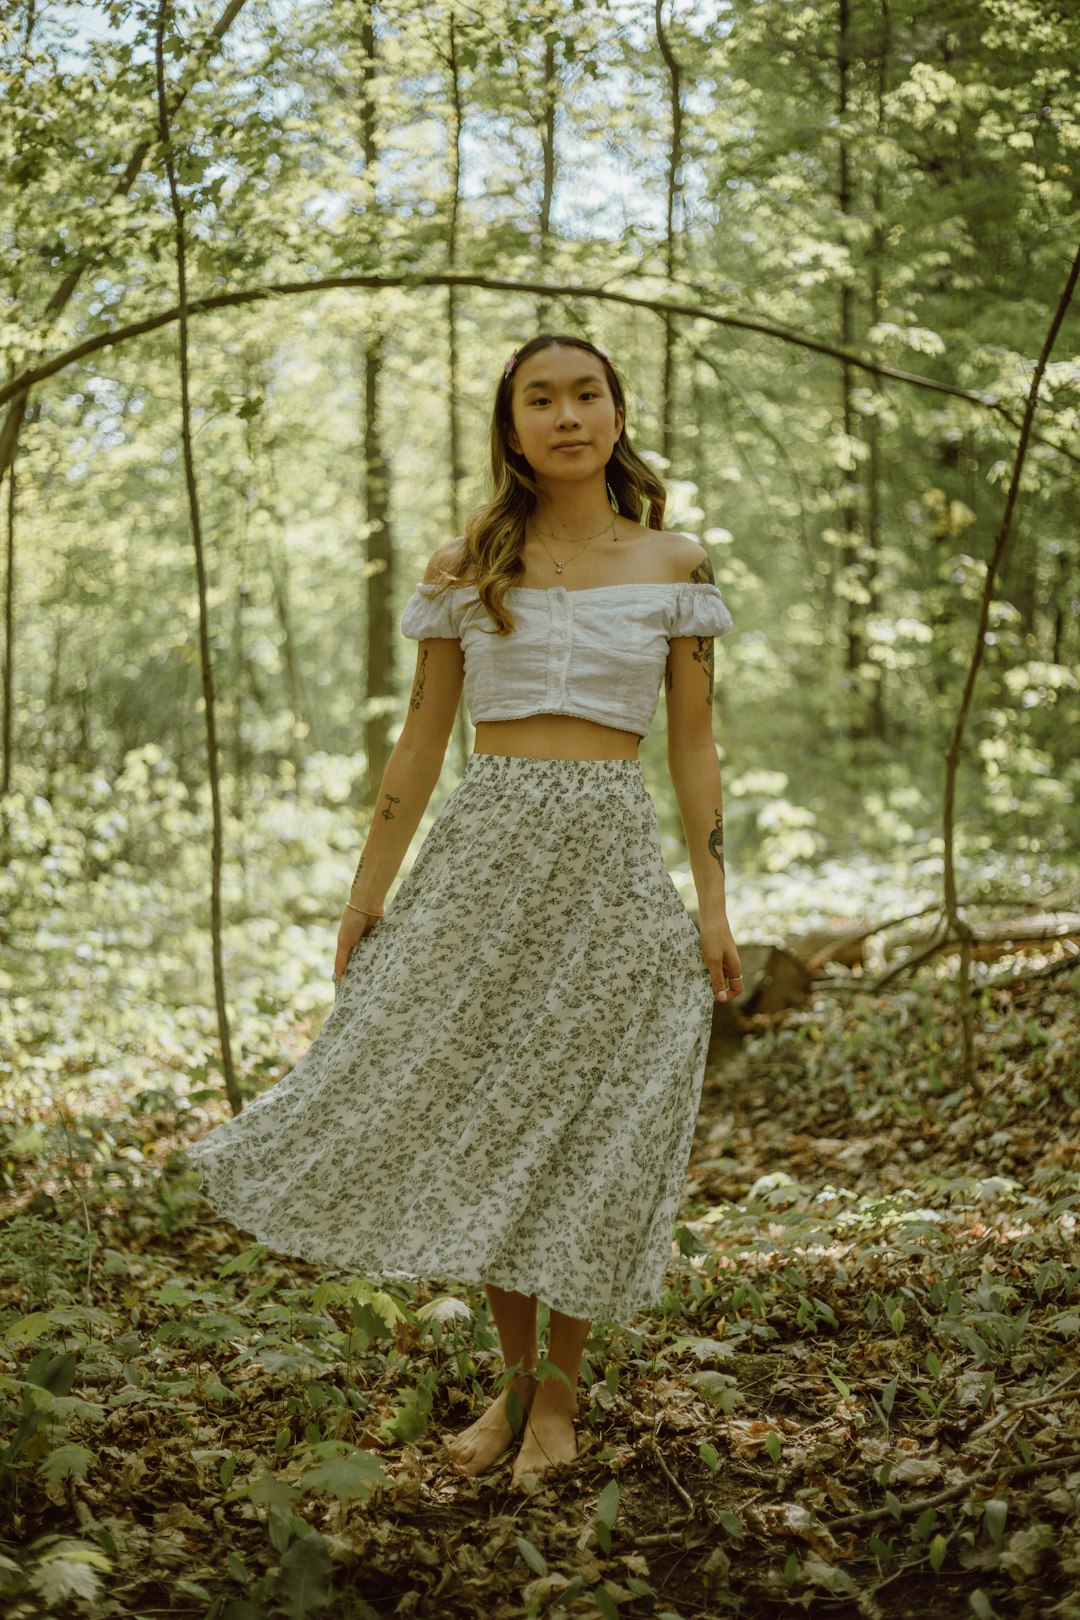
185,1151,667,1327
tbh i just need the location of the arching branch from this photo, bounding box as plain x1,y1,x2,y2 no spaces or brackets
1,271,1076,466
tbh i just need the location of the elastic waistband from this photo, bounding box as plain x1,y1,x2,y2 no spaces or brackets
466,752,644,775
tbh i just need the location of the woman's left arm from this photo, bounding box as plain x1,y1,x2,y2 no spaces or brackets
664,547,742,1004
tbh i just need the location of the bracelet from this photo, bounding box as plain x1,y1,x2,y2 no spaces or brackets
345,900,384,918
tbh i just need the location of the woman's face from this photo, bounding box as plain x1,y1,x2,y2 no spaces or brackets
505,345,624,483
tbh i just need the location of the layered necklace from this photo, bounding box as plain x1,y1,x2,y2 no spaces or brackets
530,513,617,574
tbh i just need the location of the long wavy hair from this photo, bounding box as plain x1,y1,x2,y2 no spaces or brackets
425,333,669,636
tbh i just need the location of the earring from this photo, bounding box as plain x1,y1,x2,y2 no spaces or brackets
607,480,620,516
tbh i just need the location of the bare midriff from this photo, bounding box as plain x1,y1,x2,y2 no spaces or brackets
472,713,641,761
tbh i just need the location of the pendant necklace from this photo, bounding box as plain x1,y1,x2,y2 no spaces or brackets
531,514,617,573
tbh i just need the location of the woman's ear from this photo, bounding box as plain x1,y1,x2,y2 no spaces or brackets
505,424,522,455
613,407,624,444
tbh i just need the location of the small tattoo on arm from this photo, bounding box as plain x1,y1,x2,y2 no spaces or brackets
708,807,725,873
381,794,400,821
352,856,364,885
691,635,714,705
690,556,716,585
410,648,428,711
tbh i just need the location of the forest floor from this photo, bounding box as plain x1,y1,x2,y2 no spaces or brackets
2,957,1079,1620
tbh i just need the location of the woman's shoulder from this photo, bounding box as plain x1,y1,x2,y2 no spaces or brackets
641,528,716,585
421,536,476,588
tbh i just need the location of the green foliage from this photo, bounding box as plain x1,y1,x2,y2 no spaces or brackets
2,1,1079,1615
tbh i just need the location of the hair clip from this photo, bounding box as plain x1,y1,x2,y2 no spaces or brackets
503,349,519,380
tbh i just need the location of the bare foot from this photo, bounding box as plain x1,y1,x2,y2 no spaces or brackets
446,1376,537,1478
509,1399,579,1490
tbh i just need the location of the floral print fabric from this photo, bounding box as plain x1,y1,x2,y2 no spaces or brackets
183,753,715,1325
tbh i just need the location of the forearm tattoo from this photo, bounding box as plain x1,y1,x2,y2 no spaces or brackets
352,856,364,887
708,807,725,874
381,793,399,821
410,648,428,711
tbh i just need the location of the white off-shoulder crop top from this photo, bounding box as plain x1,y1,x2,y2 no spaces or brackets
400,579,734,738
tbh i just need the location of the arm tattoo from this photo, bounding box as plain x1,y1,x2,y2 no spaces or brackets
409,647,428,711
691,635,714,705
381,793,399,821
690,555,716,703
708,807,725,873
352,855,364,886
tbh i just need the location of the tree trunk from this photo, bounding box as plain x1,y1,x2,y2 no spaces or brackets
837,0,868,742
356,7,394,810
446,11,470,777
655,0,683,472
154,0,239,1116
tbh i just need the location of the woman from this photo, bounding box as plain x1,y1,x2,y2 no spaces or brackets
185,332,741,1491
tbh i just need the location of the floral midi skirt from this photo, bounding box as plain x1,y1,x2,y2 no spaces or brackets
184,753,715,1325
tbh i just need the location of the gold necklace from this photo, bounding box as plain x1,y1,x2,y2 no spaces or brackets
530,515,617,574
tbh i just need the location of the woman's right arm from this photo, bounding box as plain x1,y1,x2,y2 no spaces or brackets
345,634,465,917
334,558,465,978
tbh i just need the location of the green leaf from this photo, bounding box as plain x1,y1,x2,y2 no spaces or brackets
218,1244,268,1276
765,1429,782,1463
983,1497,1007,1547
153,1281,194,1307
275,1532,334,1619
514,1536,548,1577
826,1367,852,1399
4,1312,53,1344
40,1443,94,1486
596,1478,620,1528
929,1533,948,1572
593,1586,619,1620
299,1446,388,1502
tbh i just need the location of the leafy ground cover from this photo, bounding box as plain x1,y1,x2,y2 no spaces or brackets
2,946,1078,1619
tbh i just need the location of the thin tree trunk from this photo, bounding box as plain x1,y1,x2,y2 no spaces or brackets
446,11,470,776
262,433,320,767
862,0,893,744
154,0,240,1116
655,0,683,471
363,336,393,805
943,238,1080,1092
837,0,867,742
533,29,558,328
356,7,394,809
2,436,15,804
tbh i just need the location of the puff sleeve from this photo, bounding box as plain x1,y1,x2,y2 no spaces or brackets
400,582,460,640
667,582,734,639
